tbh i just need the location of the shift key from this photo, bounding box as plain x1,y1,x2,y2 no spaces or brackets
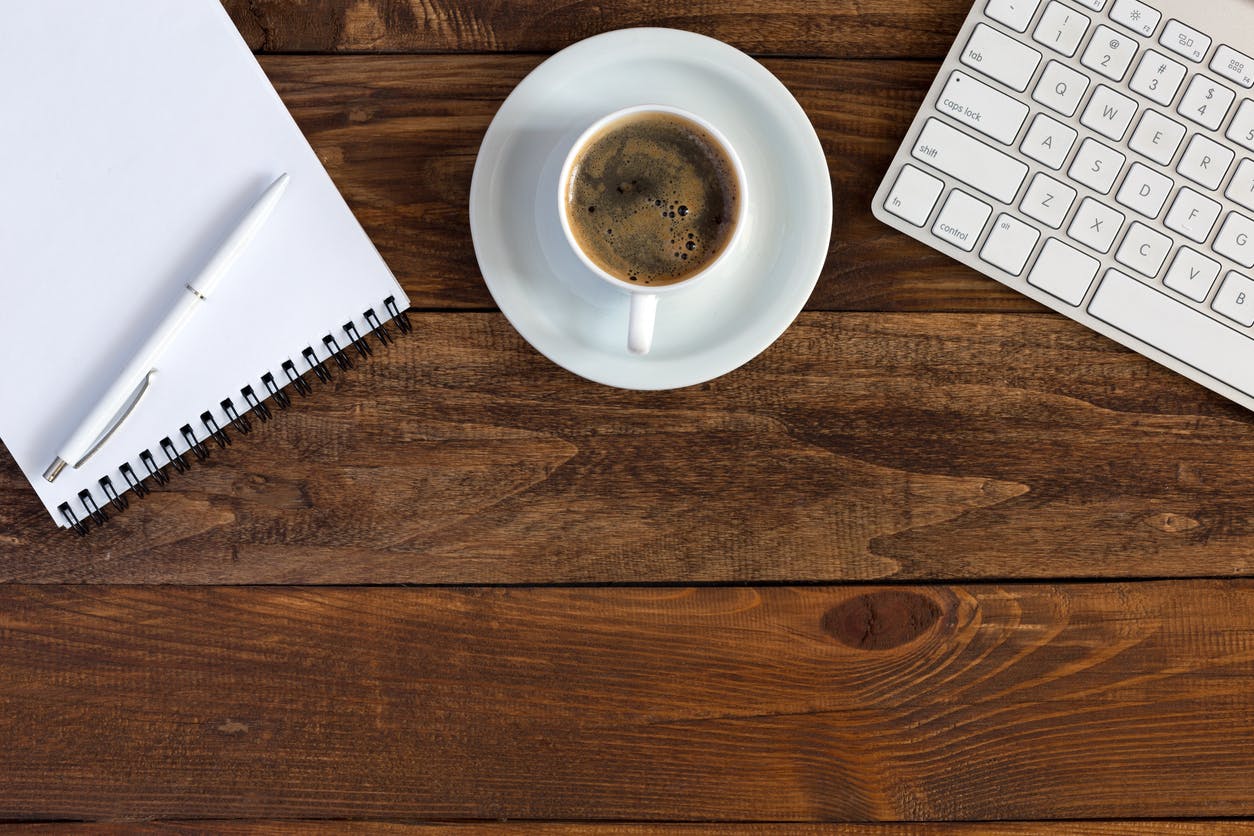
911,118,1029,203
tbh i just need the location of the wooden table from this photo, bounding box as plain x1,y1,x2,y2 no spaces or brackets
2,1,1253,831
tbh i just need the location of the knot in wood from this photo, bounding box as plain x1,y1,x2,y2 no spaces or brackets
821,591,941,650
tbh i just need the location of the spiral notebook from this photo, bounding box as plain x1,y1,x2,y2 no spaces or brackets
0,1,411,532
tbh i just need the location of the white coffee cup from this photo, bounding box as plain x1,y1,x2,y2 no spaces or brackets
557,104,748,356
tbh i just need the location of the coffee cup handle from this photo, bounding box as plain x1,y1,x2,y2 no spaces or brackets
627,293,658,356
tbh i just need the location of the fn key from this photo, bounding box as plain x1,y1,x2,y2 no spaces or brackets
885,165,943,226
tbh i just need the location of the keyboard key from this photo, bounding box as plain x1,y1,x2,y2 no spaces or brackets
1115,221,1172,276
1116,162,1174,217
1214,272,1254,325
1068,197,1125,253
1029,238,1101,305
1178,75,1235,130
884,165,944,226
1090,270,1254,396
1165,187,1222,242
980,214,1041,275
963,23,1043,92
1021,172,1077,228
1072,0,1106,9
1225,99,1254,152
1082,25,1138,81
910,118,1029,204
1225,158,1254,211
1164,247,1221,301
1033,60,1090,117
1128,51,1187,106
1177,134,1234,190
1081,85,1137,141
985,0,1042,32
1033,1,1090,57
1211,45,1254,89
1128,110,1186,164
1068,137,1125,194
1160,20,1211,63
932,189,993,252
1215,212,1254,267
937,70,1030,144
1110,0,1161,38
1021,113,1077,169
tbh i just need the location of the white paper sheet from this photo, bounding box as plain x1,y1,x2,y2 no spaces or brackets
0,1,410,526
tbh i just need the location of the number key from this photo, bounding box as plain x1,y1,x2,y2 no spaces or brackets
1129,51,1186,106
1082,25,1138,81
1033,1,1090,57
1178,75,1235,131
1227,100,1254,153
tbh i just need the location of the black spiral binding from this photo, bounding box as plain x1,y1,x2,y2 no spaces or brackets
202,412,232,448
59,297,411,535
245,382,275,418
280,363,309,398
99,476,128,512
221,399,252,435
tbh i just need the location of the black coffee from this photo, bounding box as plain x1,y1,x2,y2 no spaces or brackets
564,111,739,287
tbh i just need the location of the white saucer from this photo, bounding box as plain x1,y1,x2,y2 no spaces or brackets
469,28,832,390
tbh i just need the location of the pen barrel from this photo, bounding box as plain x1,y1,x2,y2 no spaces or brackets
190,173,289,297
54,174,289,471
58,291,201,465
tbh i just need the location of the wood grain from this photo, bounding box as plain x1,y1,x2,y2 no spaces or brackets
3,583,1254,821
10,824,1254,834
224,0,969,58
10,1,1251,829
3,313,1254,584
260,55,1038,314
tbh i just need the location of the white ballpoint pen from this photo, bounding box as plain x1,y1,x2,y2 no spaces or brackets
43,173,290,483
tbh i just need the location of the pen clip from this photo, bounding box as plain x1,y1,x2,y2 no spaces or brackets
72,369,157,470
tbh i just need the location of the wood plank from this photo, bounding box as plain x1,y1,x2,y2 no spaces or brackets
9,824,1254,834
2,583,1254,821
3,312,1254,584
223,0,968,58
260,55,1037,314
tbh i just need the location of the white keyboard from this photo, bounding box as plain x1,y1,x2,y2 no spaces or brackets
873,0,1254,410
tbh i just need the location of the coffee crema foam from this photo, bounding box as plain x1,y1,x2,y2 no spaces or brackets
565,112,738,286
